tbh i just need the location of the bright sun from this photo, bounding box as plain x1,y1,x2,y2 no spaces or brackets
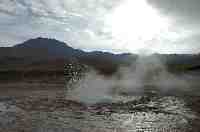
105,0,170,53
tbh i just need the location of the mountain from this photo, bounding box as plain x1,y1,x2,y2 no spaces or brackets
13,37,84,58
12,37,133,61
0,37,200,74
0,37,135,74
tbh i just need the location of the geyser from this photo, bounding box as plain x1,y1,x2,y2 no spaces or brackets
65,55,189,104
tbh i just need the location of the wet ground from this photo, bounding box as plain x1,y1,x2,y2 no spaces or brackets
0,81,200,132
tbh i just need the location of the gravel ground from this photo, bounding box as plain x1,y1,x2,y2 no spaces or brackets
0,81,199,132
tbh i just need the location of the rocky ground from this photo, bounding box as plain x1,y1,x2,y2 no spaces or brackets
0,81,200,132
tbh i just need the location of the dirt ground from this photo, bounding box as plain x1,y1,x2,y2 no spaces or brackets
0,78,200,132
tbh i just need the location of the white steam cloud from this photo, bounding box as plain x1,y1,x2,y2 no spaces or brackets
67,56,189,104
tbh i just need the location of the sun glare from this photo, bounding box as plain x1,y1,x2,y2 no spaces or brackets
104,0,170,53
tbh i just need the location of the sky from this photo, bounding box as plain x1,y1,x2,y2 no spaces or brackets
0,0,200,54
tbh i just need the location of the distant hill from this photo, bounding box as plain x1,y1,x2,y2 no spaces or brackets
0,37,200,74
0,37,135,74
12,37,134,61
13,37,84,58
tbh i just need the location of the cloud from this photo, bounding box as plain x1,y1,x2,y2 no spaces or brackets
0,0,121,50
144,0,200,54
0,0,199,54
147,0,200,27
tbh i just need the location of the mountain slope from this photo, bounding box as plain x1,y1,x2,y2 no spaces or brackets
0,37,134,74
14,37,84,58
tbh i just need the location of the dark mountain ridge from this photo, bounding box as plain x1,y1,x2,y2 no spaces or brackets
0,37,200,74
13,37,84,58
0,37,135,74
